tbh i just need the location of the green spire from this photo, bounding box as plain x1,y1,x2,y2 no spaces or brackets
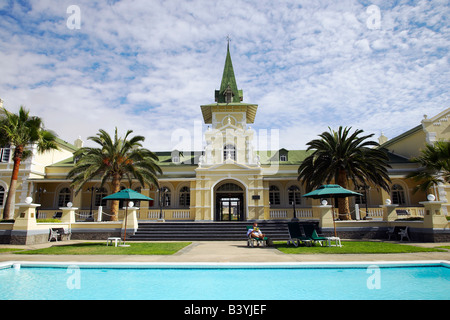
215,41,242,103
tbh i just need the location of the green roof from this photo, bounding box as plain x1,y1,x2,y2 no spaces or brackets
215,42,242,103
379,124,422,149
155,151,200,166
257,150,312,165
55,137,78,152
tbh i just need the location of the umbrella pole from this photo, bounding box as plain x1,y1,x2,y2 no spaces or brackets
123,204,128,244
331,197,337,238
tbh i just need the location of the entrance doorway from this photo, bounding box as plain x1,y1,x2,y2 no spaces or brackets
214,182,245,221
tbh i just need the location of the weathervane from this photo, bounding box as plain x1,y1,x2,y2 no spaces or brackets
226,34,231,46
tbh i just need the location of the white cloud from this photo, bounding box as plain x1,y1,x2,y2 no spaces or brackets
0,0,448,151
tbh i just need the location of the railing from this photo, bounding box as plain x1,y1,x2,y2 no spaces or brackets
36,209,95,221
140,209,192,220
269,208,313,219
31,206,427,222
357,206,425,219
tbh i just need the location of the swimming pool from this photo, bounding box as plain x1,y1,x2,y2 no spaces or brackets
0,261,449,300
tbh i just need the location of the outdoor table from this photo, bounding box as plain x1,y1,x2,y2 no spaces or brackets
326,237,342,247
106,237,122,247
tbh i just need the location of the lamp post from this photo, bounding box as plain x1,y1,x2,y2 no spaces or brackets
356,184,371,220
35,187,46,217
87,187,98,221
288,185,298,221
158,187,167,221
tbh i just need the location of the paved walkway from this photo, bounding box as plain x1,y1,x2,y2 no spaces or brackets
1,240,449,264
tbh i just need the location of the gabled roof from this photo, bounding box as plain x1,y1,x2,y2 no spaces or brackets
379,124,422,149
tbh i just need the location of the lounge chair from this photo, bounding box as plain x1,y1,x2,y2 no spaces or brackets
303,224,329,246
52,212,63,219
246,226,268,247
287,222,312,247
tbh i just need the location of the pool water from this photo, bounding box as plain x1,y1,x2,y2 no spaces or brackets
0,263,449,300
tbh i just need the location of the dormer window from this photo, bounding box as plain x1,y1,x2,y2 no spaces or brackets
280,155,287,162
171,150,181,164
224,86,233,103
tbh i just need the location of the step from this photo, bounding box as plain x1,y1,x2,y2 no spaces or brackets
128,221,318,241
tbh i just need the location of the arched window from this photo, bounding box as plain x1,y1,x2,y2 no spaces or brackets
288,185,302,205
179,186,190,207
95,188,108,207
392,184,406,205
217,183,243,192
269,185,280,205
224,144,236,161
0,186,5,207
58,187,72,207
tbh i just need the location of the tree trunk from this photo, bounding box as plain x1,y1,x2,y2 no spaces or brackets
109,173,121,221
2,146,23,220
337,169,351,220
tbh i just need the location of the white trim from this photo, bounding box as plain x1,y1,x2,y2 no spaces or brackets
211,177,248,221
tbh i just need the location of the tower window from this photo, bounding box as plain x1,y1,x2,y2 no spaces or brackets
224,144,236,161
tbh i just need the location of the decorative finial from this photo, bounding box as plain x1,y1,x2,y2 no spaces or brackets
226,35,231,47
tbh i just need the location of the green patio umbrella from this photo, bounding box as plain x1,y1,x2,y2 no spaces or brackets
103,188,153,244
302,185,363,237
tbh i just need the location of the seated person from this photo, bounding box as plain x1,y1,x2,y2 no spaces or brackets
247,223,266,239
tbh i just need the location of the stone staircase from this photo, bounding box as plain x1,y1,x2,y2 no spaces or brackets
128,220,319,241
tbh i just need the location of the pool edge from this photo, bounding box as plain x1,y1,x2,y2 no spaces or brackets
1,260,449,269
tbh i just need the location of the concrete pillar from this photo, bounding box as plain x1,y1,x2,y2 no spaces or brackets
122,206,139,239
11,197,41,245
420,199,448,229
59,205,77,224
315,204,334,229
381,199,398,221
13,199,40,230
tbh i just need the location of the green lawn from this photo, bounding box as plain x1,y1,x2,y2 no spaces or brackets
13,242,191,255
274,241,447,254
0,248,25,253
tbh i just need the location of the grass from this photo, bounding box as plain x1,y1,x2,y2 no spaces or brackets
274,241,447,254
0,248,25,253
13,242,192,255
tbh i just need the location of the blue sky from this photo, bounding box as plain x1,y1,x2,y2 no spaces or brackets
0,0,448,151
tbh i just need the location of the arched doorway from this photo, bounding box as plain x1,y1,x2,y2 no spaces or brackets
214,182,245,221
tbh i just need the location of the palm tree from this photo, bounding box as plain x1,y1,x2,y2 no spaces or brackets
297,126,391,220
407,141,450,198
0,106,59,219
67,128,162,221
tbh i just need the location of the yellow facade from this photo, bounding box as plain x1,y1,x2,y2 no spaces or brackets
1,47,449,223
